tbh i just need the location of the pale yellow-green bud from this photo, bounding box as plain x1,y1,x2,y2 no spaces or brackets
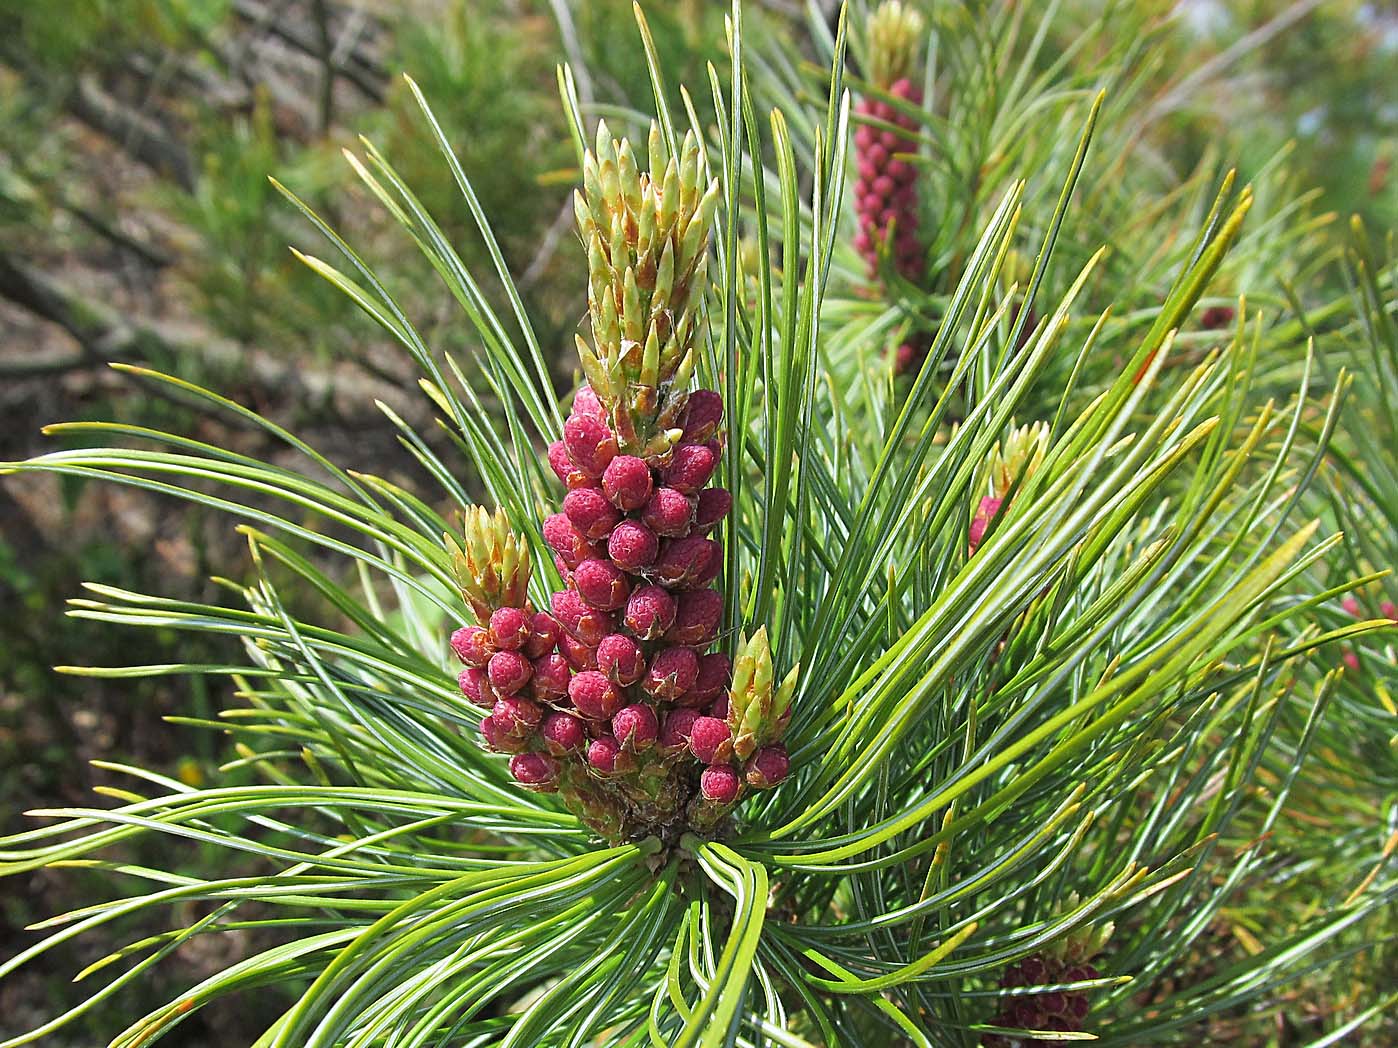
985,420,1048,500
726,628,796,761
867,1,925,90
445,507,532,622
574,120,717,464
647,122,666,183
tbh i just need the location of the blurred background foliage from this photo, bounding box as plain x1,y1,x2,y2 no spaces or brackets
0,0,1392,1042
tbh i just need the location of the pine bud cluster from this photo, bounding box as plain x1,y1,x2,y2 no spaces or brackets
980,954,1098,1047
855,1,929,371
446,124,797,842
969,421,1048,555
853,79,923,283
982,910,1111,1046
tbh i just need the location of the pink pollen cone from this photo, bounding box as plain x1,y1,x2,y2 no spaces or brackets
450,626,492,668
458,667,496,710
662,443,718,494
543,513,595,569
624,585,677,640
681,390,724,444
487,649,533,696
596,633,645,686
745,745,790,789
689,716,734,764
572,384,605,420
642,488,697,539
686,653,732,706
551,589,613,647
573,557,631,611
569,670,622,720
548,440,591,489
564,487,621,541
492,695,542,738
655,536,721,590
608,520,661,571
557,632,597,671
508,752,560,791
700,764,741,804
612,703,659,751
667,588,724,646
523,612,561,659
968,495,1004,554
480,715,528,754
489,606,530,651
541,711,586,755
693,488,732,532
602,455,653,512
660,707,701,753
644,646,700,702
562,414,617,478
528,653,571,702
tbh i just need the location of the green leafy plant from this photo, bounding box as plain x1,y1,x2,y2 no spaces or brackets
1,3,1391,1045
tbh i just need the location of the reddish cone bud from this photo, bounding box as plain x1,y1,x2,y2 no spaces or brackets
551,589,613,646
1201,305,1235,330
642,488,697,538
572,384,605,420
480,714,527,753
564,487,621,541
700,764,741,804
569,669,622,720
608,520,660,571
968,495,1004,554
489,606,530,651
662,443,718,494
562,414,617,477
596,633,645,686
492,695,543,738
667,588,724,646
458,667,496,710
1342,595,1362,617
693,488,732,532
644,646,700,702
602,455,653,512
541,711,586,756
557,632,598,671
509,752,560,791
681,390,724,444
450,626,493,667
1383,601,1397,621
487,649,533,696
655,536,721,590
548,441,591,489
625,585,677,640
660,707,702,753
689,716,734,764
587,735,629,774
543,513,595,569
890,77,919,102
612,703,659,751
523,612,561,659
687,652,732,705
745,744,790,789
573,557,631,611
529,653,571,702
708,694,730,720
